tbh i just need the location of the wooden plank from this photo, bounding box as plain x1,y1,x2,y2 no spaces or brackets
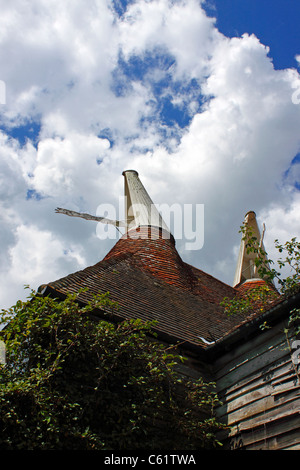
214,322,298,383
216,357,291,410
215,342,291,391
234,398,300,431
283,443,300,450
218,383,273,417
271,384,300,396
218,362,296,410
215,329,299,399
227,410,300,449
214,319,300,449
214,319,294,374
216,340,299,413
246,428,300,450
266,427,300,450
214,322,281,371
227,391,300,427
218,389,300,426
227,413,300,449
217,368,299,418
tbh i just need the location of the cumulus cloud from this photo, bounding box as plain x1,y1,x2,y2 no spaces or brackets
33,132,110,198
118,0,217,78
1,223,87,308
0,0,300,309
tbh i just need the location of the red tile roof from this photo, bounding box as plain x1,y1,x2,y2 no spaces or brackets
235,278,273,294
40,226,283,351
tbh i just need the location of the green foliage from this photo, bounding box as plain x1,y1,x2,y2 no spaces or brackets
0,289,225,450
288,308,300,338
221,284,278,318
275,238,300,294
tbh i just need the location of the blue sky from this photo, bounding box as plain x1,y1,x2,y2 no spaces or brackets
0,0,300,309
206,0,300,70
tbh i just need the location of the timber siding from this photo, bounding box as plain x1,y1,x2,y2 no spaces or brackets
214,319,300,450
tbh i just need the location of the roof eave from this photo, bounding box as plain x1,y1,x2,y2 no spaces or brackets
39,284,209,354
40,283,300,364
205,289,300,361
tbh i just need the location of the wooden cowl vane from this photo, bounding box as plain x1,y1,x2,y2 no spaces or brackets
56,169,170,237
122,170,170,234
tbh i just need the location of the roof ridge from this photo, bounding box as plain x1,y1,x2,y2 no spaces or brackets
188,263,235,290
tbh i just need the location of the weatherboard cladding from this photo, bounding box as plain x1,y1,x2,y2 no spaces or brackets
45,226,254,349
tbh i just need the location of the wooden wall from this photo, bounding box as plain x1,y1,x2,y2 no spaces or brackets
214,319,300,450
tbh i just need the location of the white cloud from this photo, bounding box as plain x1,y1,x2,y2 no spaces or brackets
119,0,217,78
32,132,110,199
0,0,300,309
260,193,300,247
0,224,86,309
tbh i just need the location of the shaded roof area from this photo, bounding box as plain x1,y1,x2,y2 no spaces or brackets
40,226,275,351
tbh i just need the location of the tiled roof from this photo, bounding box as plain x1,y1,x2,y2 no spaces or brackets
40,226,281,351
235,278,272,293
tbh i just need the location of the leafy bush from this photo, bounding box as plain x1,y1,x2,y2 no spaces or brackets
0,289,225,450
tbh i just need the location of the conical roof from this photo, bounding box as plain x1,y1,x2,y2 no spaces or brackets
40,173,281,352
41,224,240,350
